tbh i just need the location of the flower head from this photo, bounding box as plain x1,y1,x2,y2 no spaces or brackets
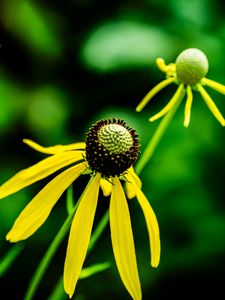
0,118,160,300
136,48,225,127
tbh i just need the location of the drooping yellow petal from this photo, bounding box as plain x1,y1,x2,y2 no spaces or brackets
201,78,225,95
134,184,160,268
100,178,112,197
183,84,193,128
125,181,136,200
197,84,225,126
64,173,101,299
149,83,184,122
110,177,141,300
127,167,142,189
125,167,142,199
156,58,167,73
0,151,84,199
6,163,87,242
136,77,175,112
23,139,85,154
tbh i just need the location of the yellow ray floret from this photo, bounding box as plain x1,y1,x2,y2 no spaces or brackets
197,84,225,126
64,173,101,298
183,85,193,128
149,83,184,122
136,77,175,112
100,178,112,197
23,139,85,155
134,183,160,267
201,78,225,95
110,176,142,300
6,163,87,242
125,166,142,199
0,151,84,199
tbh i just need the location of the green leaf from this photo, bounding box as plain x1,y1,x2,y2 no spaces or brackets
1,0,61,56
79,261,111,279
81,20,175,72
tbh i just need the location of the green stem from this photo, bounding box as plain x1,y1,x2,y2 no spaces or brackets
24,210,75,300
88,210,109,253
24,176,95,300
66,185,74,214
47,210,109,300
135,90,185,175
0,242,25,278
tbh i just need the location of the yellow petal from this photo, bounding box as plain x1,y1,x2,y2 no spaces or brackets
100,178,112,197
156,58,176,77
149,83,184,122
23,139,85,154
201,78,225,95
64,173,101,299
6,163,86,242
0,151,84,199
156,58,167,73
134,185,160,268
136,77,175,112
197,84,225,126
125,167,142,199
183,85,193,128
110,177,141,300
127,167,142,189
125,181,136,200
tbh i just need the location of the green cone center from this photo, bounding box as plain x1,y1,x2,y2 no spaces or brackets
98,123,133,154
175,48,209,85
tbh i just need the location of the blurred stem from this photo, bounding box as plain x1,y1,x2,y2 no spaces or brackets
88,210,109,252
135,91,185,175
47,210,109,300
24,208,76,300
47,276,64,300
66,185,74,214
0,242,24,278
24,177,95,300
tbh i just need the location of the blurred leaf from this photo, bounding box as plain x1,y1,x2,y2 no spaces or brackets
25,86,70,142
1,0,61,56
81,20,176,72
0,74,23,132
170,0,212,27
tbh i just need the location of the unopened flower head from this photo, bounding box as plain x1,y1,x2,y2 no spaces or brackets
136,48,225,127
0,118,160,300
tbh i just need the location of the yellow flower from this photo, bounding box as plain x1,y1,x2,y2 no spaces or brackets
0,118,160,300
136,48,225,127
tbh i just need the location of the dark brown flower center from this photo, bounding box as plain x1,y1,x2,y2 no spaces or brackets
85,119,140,178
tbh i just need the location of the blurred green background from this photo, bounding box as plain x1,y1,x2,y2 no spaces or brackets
0,0,225,299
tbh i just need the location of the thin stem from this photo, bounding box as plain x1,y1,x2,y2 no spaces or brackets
24,209,76,300
135,90,185,175
47,276,65,300
47,210,109,300
24,176,95,300
88,210,109,253
66,185,74,215
0,242,25,278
